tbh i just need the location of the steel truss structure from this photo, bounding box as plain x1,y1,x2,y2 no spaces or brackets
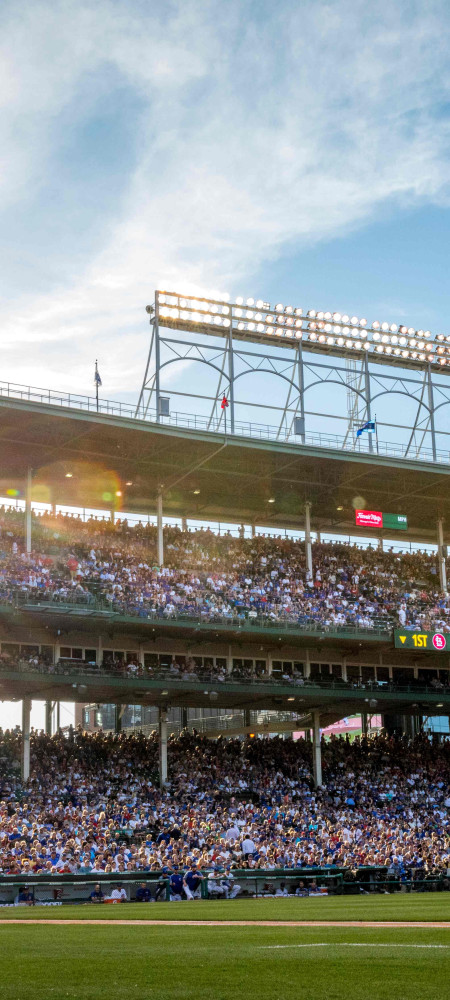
136,291,450,462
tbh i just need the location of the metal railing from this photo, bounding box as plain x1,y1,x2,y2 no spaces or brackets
2,657,450,699
0,868,446,905
0,379,449,465
2,592,393,640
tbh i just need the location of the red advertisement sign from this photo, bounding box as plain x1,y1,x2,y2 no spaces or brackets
355,509,383,529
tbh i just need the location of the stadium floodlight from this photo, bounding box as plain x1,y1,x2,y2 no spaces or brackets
154,289,449,373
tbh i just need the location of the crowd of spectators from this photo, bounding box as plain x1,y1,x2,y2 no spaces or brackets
0,507,448,633
0,729,449,893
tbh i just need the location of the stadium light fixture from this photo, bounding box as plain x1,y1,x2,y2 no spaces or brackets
65,473,73,478
154,290,449,374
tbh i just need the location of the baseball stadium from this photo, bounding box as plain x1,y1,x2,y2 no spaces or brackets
3,3,450,997
0,288,449,1000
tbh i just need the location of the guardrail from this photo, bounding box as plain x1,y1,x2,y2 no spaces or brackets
2,592,393,641
0,379,449,465
2,658,449,700
0,868,446,906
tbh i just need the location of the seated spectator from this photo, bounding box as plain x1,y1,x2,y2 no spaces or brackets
135,882,152,902
89,884,104,903
17,885,34,906
107,884,127,903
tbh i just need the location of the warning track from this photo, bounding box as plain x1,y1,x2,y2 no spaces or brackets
0,919,449,927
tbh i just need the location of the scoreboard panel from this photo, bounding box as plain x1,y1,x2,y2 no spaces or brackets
394,630,448,651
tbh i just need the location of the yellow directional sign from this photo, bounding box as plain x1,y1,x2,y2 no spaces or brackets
399,635,406,644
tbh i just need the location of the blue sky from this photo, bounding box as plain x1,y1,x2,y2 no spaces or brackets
1,0,450,406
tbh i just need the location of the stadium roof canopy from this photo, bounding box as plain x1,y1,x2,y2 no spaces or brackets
0,397,449,542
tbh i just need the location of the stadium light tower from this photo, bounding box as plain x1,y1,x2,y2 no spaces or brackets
136,289,450,463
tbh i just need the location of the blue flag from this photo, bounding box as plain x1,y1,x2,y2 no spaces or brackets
94,368,102,386
356,420,375,438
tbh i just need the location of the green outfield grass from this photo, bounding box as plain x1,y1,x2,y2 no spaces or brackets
0,893,449,921
1,920,449,1000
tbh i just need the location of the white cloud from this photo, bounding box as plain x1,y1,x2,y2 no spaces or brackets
1,0,450,396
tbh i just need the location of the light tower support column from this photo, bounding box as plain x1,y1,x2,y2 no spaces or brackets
437,518,447,593
157,494,164,567
22,697,31,782
154,306,161,421
297,343,306,444
427,365,437,463
305,502,313,579
312,711,322,787
159,707,168,787
228,330,235,434
364,354,373,454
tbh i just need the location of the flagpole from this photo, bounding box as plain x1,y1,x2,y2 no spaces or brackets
375,414,379,454
95,359,99,413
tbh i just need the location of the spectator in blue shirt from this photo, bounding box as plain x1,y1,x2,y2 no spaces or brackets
89,884,104,903
135,882,152,902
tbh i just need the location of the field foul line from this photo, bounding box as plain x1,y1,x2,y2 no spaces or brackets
0,920,450,928
261,943,450,949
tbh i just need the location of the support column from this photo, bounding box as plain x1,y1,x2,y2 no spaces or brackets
377,538,383,551
25,467,32,554
297,343,306,444
312,711,322,787
155,310,161,422
181,707,188,730
305,502,313,579
364,354,373,454
228,331,235,434
159,707,168,787
21,697,31,782
437,519,447,593
110,510,114,524
316,531,321,544
45,700,52,736
243,709,251,729
427,364,437,463
55,702,60,732
114,705,123,733
251,523,256,538
157,493,164,567
361,712,368,736
181,516,187,532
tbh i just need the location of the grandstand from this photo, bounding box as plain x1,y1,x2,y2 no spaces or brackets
0,290,449,903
